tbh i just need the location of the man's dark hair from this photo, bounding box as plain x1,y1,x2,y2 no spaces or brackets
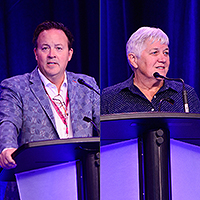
33,20,74,49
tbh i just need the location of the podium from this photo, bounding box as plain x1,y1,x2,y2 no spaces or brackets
0,137,100,200
100,112,200,200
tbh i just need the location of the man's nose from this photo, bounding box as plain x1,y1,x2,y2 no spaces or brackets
48,48,56,58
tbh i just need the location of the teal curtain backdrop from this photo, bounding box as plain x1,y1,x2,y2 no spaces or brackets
100,0,200,98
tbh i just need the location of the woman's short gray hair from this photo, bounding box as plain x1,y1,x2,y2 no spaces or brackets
126,27,169,67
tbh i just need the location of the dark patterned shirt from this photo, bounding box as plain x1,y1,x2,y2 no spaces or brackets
101,74,200,114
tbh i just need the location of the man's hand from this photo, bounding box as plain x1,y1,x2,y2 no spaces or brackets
0,148,17,169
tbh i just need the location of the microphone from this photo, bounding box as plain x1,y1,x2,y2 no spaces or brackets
78,78,100,95
83,116,100,137
158,98,175,111
153,72,189,113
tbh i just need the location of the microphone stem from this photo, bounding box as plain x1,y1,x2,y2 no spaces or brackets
90,121,100,137
78,78,100,95
154,72,189,113
182,84,189,113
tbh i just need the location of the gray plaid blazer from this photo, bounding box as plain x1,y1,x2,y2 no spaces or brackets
0,67,100,152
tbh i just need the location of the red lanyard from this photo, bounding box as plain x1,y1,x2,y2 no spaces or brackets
43,84,69,134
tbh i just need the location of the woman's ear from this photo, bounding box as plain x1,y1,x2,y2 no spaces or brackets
128,53,138,69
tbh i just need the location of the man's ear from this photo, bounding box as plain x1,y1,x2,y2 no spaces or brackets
128,53,138,69
68,48,73,61
34,48,38,61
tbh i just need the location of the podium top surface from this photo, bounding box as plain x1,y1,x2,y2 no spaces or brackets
101,112,200,121
0,137,99,181
101,112,200,146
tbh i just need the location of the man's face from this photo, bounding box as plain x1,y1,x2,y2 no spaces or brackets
34,28,73,82
136,39,170,79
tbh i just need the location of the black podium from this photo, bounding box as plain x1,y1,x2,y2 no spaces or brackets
100,112,200,200
0,137,100,200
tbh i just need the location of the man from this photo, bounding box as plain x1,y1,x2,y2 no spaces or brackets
0,21,100,198
101,27,200,114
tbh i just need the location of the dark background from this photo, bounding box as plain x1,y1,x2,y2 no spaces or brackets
0,0,99,85
101,0,200,99
0,0,99,197
1,0,200,198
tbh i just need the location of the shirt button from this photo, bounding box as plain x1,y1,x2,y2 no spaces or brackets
154,95,156,98
151,108,155,111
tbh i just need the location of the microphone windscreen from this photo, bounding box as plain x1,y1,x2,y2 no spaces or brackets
78,78,84,84
83,116,91,122
153,72,161,78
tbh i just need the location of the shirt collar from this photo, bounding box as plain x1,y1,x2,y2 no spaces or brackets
38,68,68,89
159,79,181,93
118,74,180,94
115,74,135,92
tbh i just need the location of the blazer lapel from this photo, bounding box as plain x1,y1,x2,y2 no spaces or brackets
29,68,57,129
67,72,78,126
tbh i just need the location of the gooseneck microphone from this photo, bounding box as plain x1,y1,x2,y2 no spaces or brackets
158,98,175,112
78,78,100,136
153,72,189,113
83,116,100,137
78,78,100,95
